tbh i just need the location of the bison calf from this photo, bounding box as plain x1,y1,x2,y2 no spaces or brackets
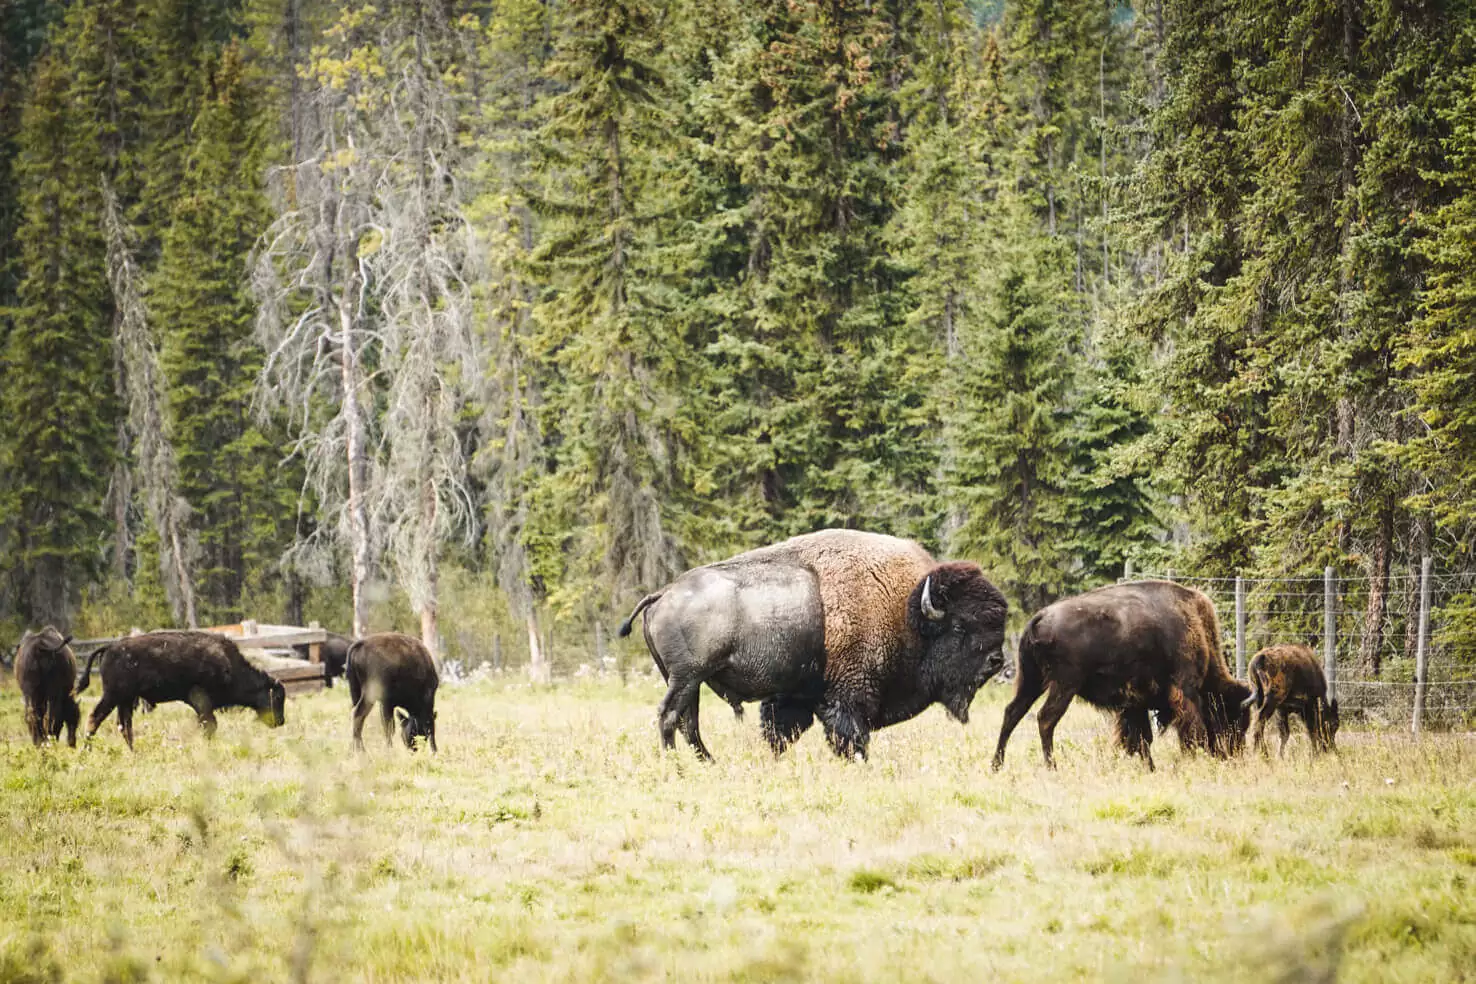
346,633,439,752
994,580,1251,771
1243,644,1339,756
77,631,286,748
14,627,80,747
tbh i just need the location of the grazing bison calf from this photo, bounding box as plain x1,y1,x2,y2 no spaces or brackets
77,632,286,748
618,529,1008,761
994,580,1252,771
346,633,439,752
14,627,80,747
1243,644,1339,756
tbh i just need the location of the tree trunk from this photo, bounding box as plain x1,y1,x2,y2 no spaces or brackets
339,266,371,639
1358,497,1392,677
527,611,549,684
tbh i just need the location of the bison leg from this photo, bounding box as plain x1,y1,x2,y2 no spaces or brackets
380,702,396,747
1275,708,1291,757
118,701,136,750
87,692,119,744
760,697,815,757
1035,684,1077,769
993,650,1045,771
188,691,218,739
1167,685,1209,753
679,696,713,763
1304,702,1327,754
820,702,869,761
1251,703,1272,757
51,698,79,748
24,701,44,746
351,697,373,752
1115,708,1155,772
657,674,705,758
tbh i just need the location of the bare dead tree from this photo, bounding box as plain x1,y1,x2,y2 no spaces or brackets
102,182,199,628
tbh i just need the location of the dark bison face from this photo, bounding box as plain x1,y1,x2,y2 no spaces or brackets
254,679,287,727
1206,680,1252,755
1322,699,1341,747
908,562,1008,724
396,709,434,751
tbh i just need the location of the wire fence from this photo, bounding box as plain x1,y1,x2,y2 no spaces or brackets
1125,560,1476,732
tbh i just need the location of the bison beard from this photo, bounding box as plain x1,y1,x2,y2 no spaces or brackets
993,580,1251,771
618,529,1008,761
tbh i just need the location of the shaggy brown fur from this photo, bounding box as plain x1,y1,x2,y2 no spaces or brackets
13,627,80,747
346,633,439,752
77,632,285,748
993,580,1252,771
619,529,1008,761
1243,644,1339,755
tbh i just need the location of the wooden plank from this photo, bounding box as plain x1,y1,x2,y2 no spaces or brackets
282,677,326,696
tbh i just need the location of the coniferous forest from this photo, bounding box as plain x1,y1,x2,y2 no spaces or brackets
2,0,1476,670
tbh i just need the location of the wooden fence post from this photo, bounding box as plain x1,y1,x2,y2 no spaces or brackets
1235,576,1246,678
1123,559,1134,582
1412,555,1433,734
1323,567,1336,705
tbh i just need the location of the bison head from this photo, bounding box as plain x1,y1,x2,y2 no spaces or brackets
252,678,287,728
1205,679,1252,756
396,709,435,751
907,562,1008,724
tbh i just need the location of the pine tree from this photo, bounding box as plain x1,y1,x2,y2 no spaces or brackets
523,0,689,612
153,41,280,619
0,49,118,624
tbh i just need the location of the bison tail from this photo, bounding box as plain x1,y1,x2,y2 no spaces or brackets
1241,652,1265,710
76,646,104,693
616,592,663,638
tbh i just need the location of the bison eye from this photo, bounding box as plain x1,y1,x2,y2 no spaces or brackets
951,622,965,635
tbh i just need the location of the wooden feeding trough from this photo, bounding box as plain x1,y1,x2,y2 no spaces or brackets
206,620,331,696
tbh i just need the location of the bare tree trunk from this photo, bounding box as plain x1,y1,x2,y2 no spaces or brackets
527,611,549,684
339,268,371,639
1358,497,1393,677
419,477,440,663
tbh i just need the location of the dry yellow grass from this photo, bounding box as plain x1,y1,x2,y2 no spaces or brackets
1,675,1473,982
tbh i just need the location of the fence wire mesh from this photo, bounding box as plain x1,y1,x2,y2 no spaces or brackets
1129,566,1476,731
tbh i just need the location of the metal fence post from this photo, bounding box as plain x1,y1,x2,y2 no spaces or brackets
1235,576,1246,678
1412,555,1433,734
1324,567,1336,704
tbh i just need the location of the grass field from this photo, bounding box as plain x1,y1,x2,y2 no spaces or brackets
1,674,1474,983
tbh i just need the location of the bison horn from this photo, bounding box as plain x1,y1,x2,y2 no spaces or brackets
921,576,945,621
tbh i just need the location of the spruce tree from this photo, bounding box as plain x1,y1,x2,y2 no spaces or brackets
0,50,118,624
153,41,279,619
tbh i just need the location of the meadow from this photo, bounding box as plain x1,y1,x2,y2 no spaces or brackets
1,674,1473,983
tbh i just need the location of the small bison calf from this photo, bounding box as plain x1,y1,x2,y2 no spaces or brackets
77,631,286,748
14,626,80,747
346,633,439,752
1242,644,1339,756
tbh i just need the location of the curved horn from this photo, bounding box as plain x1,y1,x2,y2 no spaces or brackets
921,576,945,621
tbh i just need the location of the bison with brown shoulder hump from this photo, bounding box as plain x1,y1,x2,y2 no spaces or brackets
617,529,1008,761
76,631,286,748
1243,644,1339,755
14,626,80,747
346,633,439,752
993,580,1252,771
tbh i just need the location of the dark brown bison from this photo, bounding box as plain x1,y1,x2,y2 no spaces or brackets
14,627,80,747
617,529,1008,761
1243,644,1339,755
993,580,1252,771
77,631,286,748
293,631,351,687
346,633,439,752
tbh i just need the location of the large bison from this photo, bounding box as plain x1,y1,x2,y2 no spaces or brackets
14,627,80,746
77,631,286,748
1243,644,1339,756
346,633,439,752
993,580,1251,771
617,529,1008,761
293,631,351,687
